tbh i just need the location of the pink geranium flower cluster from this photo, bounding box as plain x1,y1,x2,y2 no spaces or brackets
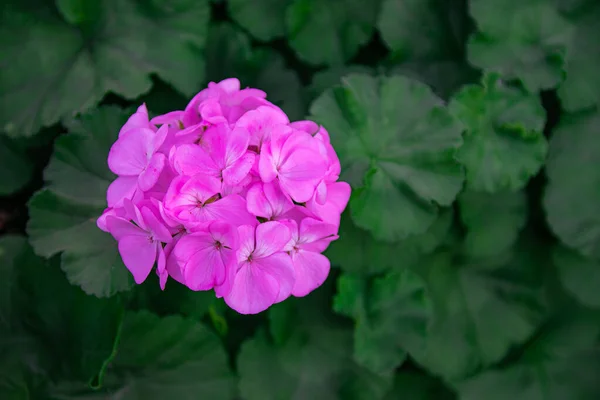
97,78,350,314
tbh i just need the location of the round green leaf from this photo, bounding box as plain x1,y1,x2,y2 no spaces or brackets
285,0,380,66
458,190,528,257
205,23,304,120
451,73,547,192
554,246,600,308
228,0,292,41
414,247,546,380
0,0,209,137
307,65,375,103
309,74,464,242
27,107,133,297
467,0,574,92
0,135,33,196
544,109,600,259
383,371,454,400
457,312,600,400
557,3,600,112
52,311,236,399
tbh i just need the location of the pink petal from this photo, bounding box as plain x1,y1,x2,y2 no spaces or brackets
224,261,279,314
258,145,277,183
291,250,330,297
199,99,227,125
118,235,157,284
150,111,184,127
237,225,256,262
217,78,241,93
289,120,319,135
165,235,185,285
140,206,172,243
254,221,291,259
234,106,289,147
106,216,146,240
255,252,295,303
184,247,225,291
106,176,139,208
138,153,166,191
299,217,338,245
202,195,258,227
226,124,251,165
119,104,150,137
172,144,217,177
223,152,255,186
108,128,155,176
157,246,167,290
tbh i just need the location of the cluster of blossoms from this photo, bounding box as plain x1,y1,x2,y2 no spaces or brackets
97,78,350,314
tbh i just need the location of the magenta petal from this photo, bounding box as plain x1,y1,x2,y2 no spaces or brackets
119,104,150,137
118,235,157,284
203,195,258,227
106,216,146,240
254,221,291,258
291,250,330,297
106,176,139,208
255,252,295,303
108,128,155,176
157,246,167,290
258,146,277,183
224,262,280,314
138,153,166,191
165,237,185,285
184,247,224,291
140,207,172,243
173,144,217,177
223,152,255,185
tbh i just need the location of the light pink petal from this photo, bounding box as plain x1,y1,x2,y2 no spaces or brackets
157,246,167,290
217,78,241,93
209,221,240,250
223,152,255,186
237,225,256,262
118,235,157,284
299,218,338,245
138,153,166,191
291,250,330,297
234,106,289,147
245,183,272,218
289,120,319,135
106,216,146,240
199,99,227,125
315,180,328,205
279,176,320,204
140,206,172,243
165,236,185,285
224,261,279,314
122,198,146,230
255,252,295,303
258,145,277,183
254,221,291,259
107,176,139,208
226,125,251,165
108,128,155,176
150,111,184,126
202,195,258,227
183,247,225,291
172,144,218,177
119,104,150,137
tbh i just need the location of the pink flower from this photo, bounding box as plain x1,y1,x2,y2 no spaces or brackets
258,126,327,203
108,124,169,192
224,222,295,314
164,174,257,227
106,200,172,285
100,78,350,312
173,221,239,296
172,123,255,186
284,218,338,297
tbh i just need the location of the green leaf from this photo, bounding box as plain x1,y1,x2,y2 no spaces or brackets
458,190,528,257
553,246,600,308
0,135,34,195
307,65,375,103
414,245,547,380
309,74,464,241
450,73,547,192
228,0,292,41
544,109,600,259
0,0,209,137
240,294,392,400
334,269,432,375
15,249,124,386
326,209,453,276
383,371,455,400
205,23,304,120
457,312,600,400
27,107,133,297
55,0,101,25
285,0,380,66
52,311,236,399
557,2,600,111
467,0,574,91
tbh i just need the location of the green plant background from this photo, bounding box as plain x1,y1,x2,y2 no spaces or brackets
1,0,600,399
